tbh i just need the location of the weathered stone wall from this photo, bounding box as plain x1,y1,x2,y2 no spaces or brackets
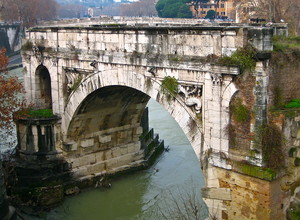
269,51,300,106
203,166,289,219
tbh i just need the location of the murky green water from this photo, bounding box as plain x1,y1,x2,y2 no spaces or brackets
3,68,208,220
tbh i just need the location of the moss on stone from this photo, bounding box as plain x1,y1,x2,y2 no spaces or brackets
233,161,277,181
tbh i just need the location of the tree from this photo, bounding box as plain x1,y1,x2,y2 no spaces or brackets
0,49,24,135
234,0,300,35
155,0,192,18
205,9,216,19
0,0,58,27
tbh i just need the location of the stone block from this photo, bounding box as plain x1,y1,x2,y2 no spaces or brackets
135,143,141,152
87,162,105,174
79,154,96,167
73,167,88,177
202,187,231,201
69,158,80,168
106,158,118,170
104,150,113,160
127,143,136,153
294,140,300,147
135,127,143,135
81,138,94,148
120,146,128,155
95,151,104,162
99,135,111,143
118,131,127,139
117,153,135,166
297,129,300,139
112,147,121,158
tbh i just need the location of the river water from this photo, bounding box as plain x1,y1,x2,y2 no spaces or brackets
4,68,208,220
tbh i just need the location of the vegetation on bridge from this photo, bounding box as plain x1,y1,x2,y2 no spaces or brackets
27,109,54,118
218,46,257,73
260,123,284,171
161,76,179,100
230,98,251,123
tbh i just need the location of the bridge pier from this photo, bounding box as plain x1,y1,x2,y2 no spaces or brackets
202,164,288,219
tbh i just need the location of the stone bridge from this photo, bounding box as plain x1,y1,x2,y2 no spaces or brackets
18,17,289,219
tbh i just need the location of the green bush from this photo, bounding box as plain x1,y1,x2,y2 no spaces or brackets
161,76,179,99
218,46,257,73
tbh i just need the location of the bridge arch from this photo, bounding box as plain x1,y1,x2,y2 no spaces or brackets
62,69,205,158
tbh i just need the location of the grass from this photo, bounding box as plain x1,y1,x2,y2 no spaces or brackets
273,36,300,52
28,109,54,118
284,99,300,108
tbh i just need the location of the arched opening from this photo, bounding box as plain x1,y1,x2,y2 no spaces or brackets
35,65,52,109
67,86,150,142
55,86,208,219
59,70,208,219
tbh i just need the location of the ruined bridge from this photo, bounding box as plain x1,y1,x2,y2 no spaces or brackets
18,18,288,219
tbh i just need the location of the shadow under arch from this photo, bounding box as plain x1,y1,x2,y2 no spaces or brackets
63,70,206,159
35,64,52,109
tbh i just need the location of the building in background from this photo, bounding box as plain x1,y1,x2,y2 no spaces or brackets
190,0,235,19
